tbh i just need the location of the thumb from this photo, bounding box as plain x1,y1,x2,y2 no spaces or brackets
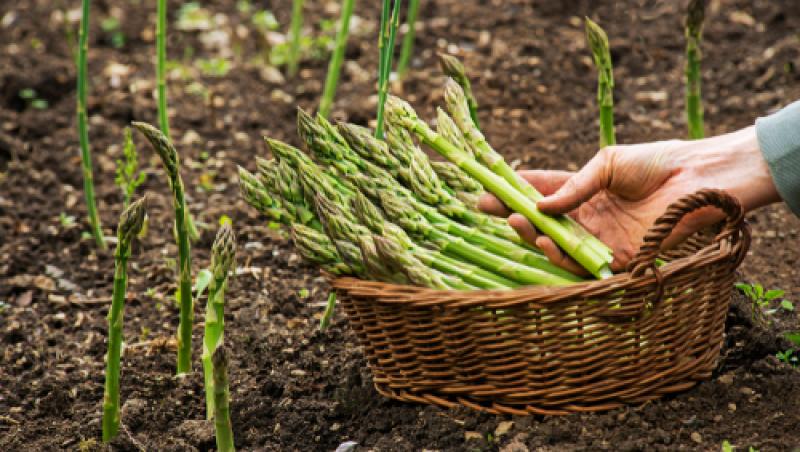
537,148,611,214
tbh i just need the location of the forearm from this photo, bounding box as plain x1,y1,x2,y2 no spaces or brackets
755,101,800,216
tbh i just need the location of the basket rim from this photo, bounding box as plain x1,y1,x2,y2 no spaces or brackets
330,229,742,309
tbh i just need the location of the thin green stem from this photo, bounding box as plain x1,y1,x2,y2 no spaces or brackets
157,0,170,139
101,252,127,441
202,277,226,418
396,0,419,79
132,123,194,374
287,0,304,77
77,0,106,250
102,197,146,442
685,0,706,139
375,0,401,138
212,347,236,452
318,0,355,117
319,292,336,330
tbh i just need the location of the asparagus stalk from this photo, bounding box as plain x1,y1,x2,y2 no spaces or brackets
396,0,420,79
584,18,616,147
441,82,613,266
291,224,361,275
77,0,106,250
318,0,355,117
212,346,235,452
350,172,580,281
438,53,479,128
238,166,293,225
372,234,475,290
102,196,147,442
287,0,304,77
386,95,613,278
685,0,706,139
351,192,518,289
430,161,483,194
377,191,575,285
203,223,236,420
132,122,195,373
375,0,402,138
157,0,200,242
319,292,337,330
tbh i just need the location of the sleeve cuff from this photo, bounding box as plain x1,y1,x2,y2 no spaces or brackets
755,101,800,217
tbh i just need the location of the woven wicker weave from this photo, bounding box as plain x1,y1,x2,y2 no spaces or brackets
330,189,750,415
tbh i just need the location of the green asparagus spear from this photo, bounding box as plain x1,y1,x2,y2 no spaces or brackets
685,0,706,139
438,53,479,128
386,95,613,278
102,196,147,442
318,0,355,117
212,346,235,452
132,121,195,373
585,18,616,147
77,0,106,249
202,222,236,419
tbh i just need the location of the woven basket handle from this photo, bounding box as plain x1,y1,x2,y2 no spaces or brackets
626,188,747,277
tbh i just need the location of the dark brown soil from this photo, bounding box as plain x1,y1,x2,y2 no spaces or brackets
1,0,799,450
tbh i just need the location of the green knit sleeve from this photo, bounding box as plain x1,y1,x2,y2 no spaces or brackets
756,101,800,216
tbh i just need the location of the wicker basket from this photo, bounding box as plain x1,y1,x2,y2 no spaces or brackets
330,189,751,415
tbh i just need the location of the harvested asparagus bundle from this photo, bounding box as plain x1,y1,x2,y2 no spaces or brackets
438,53,480,128
102,196,147,442
385,94,614,278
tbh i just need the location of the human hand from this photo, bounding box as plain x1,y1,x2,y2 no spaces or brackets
479,126,779,274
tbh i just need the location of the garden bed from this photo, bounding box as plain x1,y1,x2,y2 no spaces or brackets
1,0,799,450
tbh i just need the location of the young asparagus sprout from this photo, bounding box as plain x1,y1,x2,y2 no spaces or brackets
375,0,402,138
203,222,236,419
318,0,355,117
584,17,616,147
438,53,479,128
115,127,147,208
319,292,337,330
102,196,147,442
77,0,106,249
385,94,613,278
132,121,195,374
212,346,235,452
287,0,304,77
396,0,420,79
685,0,707,139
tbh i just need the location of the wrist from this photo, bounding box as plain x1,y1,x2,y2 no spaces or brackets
684,126,780,212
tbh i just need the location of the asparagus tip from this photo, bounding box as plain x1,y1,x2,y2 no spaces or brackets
211,222,236,280
686,0,707,36
118,195,148,245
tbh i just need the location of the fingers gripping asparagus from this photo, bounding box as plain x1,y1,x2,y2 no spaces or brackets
385,95,614,278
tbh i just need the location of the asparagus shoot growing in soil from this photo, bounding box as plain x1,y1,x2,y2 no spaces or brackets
685,0,707,139
585,17,616,147
212,346,235,452
438,53,479,128
102,196,147,442
318,0,355,117
203,222,236,419
319,292,337,330
396,0,420,79
375,0,402,138
287,0,304,77
132,121,194,374
386,95,613,278
157,0,199,241
115,127,146,208
77,0,106,249
156,0,170,139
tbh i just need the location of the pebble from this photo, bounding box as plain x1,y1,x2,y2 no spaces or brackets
739,387,755,396
718,373,734,385
495,420,514,437
728,403,737,412
464,431,483,441
691,432,702,444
